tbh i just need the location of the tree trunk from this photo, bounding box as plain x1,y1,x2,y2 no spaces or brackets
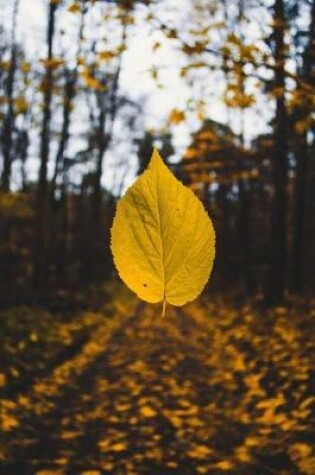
90,23,127,280
290,0,315,293
265,0,288,305
51,3,85,198
33,1,57,289
1,0,20,191
51,73,75,198
239,180,255,294
90,110,109,280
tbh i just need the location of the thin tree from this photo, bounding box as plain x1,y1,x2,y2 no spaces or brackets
90,17,128,279
291,0,315,293
1,0,20,191
266,0,288,305
51,1,87,282
34,0,58,288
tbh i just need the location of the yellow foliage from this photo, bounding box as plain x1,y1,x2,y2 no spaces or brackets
21,62,31,74
182,41,208,55
187,444,213,459
245,436,261,447
224,92,255,109
297,458,315,475
268,86,285,98
117,44,127,54
234,446,251,462
0,192,33,218
98,50,116,61
166,28,178,39
295,116,313,134
0,401,19,431
215,460,233,470
0,373,6,387
227,33,240,45
119,14,135,26
152,41,161,52
289,443,312,459
41,57,64,70
150,68,158,80
14,96,28,115
197,130,218,141
111,442,127,452
77,56,85,66
197,110,205,121
36,470,64,475
1,293,314,469
81,69,104,91
184,147,200,159
111,149,215,306
289,443,315,475
300,396,315,410
139,405,157,418
101,463,114,471
0,60,11,70
67,2,81,13
169,108,186,124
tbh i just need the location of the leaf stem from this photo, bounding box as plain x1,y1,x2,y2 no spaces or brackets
162,299,166,317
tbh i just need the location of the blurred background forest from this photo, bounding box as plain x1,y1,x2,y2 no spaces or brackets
0,0,314,306
1,1,315,474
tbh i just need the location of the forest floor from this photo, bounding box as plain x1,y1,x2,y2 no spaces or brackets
0,285,315,475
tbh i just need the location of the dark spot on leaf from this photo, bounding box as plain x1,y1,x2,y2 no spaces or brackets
143,283,147,287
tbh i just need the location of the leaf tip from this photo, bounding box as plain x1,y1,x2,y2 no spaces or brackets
150,147,164,167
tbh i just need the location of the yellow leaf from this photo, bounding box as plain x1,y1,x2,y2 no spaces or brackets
14,96,28,115
188,444,213,459
77,56,85,66
150,68,158,80
111,442,127,452
289,443,312,459
234,446,251,462
169,108,185,124
41,57,64,69
197,110,205,121
152,41,161,51
98,50,116,61
139,405,157,418
0,373,6,387
215,461,233,470
295,117,312,134
67,2,81,13
111,149,215,306
81,69,104,91
21,62,31,74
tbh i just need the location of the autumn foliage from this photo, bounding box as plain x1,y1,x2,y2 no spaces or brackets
0,0,315,472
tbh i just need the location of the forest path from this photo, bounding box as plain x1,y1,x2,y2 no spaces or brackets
1,299,314,475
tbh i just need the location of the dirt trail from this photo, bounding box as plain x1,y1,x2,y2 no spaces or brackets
1,302,314,474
